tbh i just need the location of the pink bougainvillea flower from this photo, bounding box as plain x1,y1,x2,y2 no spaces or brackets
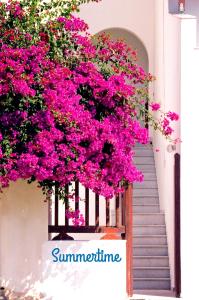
150,102,161,111
167,111,179,121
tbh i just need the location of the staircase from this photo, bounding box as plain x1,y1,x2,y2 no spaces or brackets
133,143,171,291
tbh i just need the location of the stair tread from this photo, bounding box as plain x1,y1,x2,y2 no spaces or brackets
134,213,164,215
134,235,167,237
134,190,158,192
134,188,158,190
134,256,169,258
134,196,159,199
133,245,168,247
133,225,166,227
133,143,170,290
134,267,170,269
133,204,159,206
136,163,155,165
134,278,170,280
140,176,157,180
134,180,157,182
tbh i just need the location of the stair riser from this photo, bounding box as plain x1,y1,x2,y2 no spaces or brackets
134,268,170,278
134,279,171,290
133,226,166,235
134,198,159,205
133,205,159,213
134,257,169,267
134,214,165,225
134,236,167,245
133,247,168,256
136,165,156,172
134,150,153,157
133,142,171,291
134,157,154,164
134,144,152,149
142,173,157,180
134,181,157,189
134,189,159,197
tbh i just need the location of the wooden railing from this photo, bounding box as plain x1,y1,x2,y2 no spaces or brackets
48,182,133,297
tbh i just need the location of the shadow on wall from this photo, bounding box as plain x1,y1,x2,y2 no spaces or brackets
0,180,48,296
1,241,126,300
169,0,199,46
168,0,179,13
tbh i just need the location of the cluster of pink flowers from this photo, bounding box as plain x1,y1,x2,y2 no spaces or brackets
0,1,179,201
66,209,85,226
150,102,161,111
148,102,179,136
167,111,179,121
57,16,89,32
0,40,148,198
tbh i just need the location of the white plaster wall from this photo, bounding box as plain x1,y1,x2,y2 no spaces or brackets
0,180,48,293
180,15,199,300
79,0,155,77
184,0,199,45
154,2,199,296
168,0,179,13
41,241,127,300
153,0,181,290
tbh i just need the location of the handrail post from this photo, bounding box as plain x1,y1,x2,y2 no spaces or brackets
125,184,133,297
174,153,181,297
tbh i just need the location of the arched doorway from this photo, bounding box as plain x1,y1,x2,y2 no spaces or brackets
96,27,149,73
95,28,149,128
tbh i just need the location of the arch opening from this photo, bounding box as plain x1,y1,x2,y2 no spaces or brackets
95,27,149,73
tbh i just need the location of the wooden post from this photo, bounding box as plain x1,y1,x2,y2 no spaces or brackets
174,153,181,297
85,188,89,226
55,184,59,226
95,194,99,226
125,184,133,297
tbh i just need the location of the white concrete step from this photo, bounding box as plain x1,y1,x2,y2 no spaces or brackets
133,204,159,213
134,235,167,245
134,181,157,189
134,256,169,267
134,143,153,149
142,173,157,180
134,267,170,278
136,164,156,172
134,197,159,205
134,278,171,290
134,189,158,197
133,213,165,225
133,225,166,235
133,149,153,157
134,289,174,296
133,245,168,256
133,142,171,291
134,157,154,165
